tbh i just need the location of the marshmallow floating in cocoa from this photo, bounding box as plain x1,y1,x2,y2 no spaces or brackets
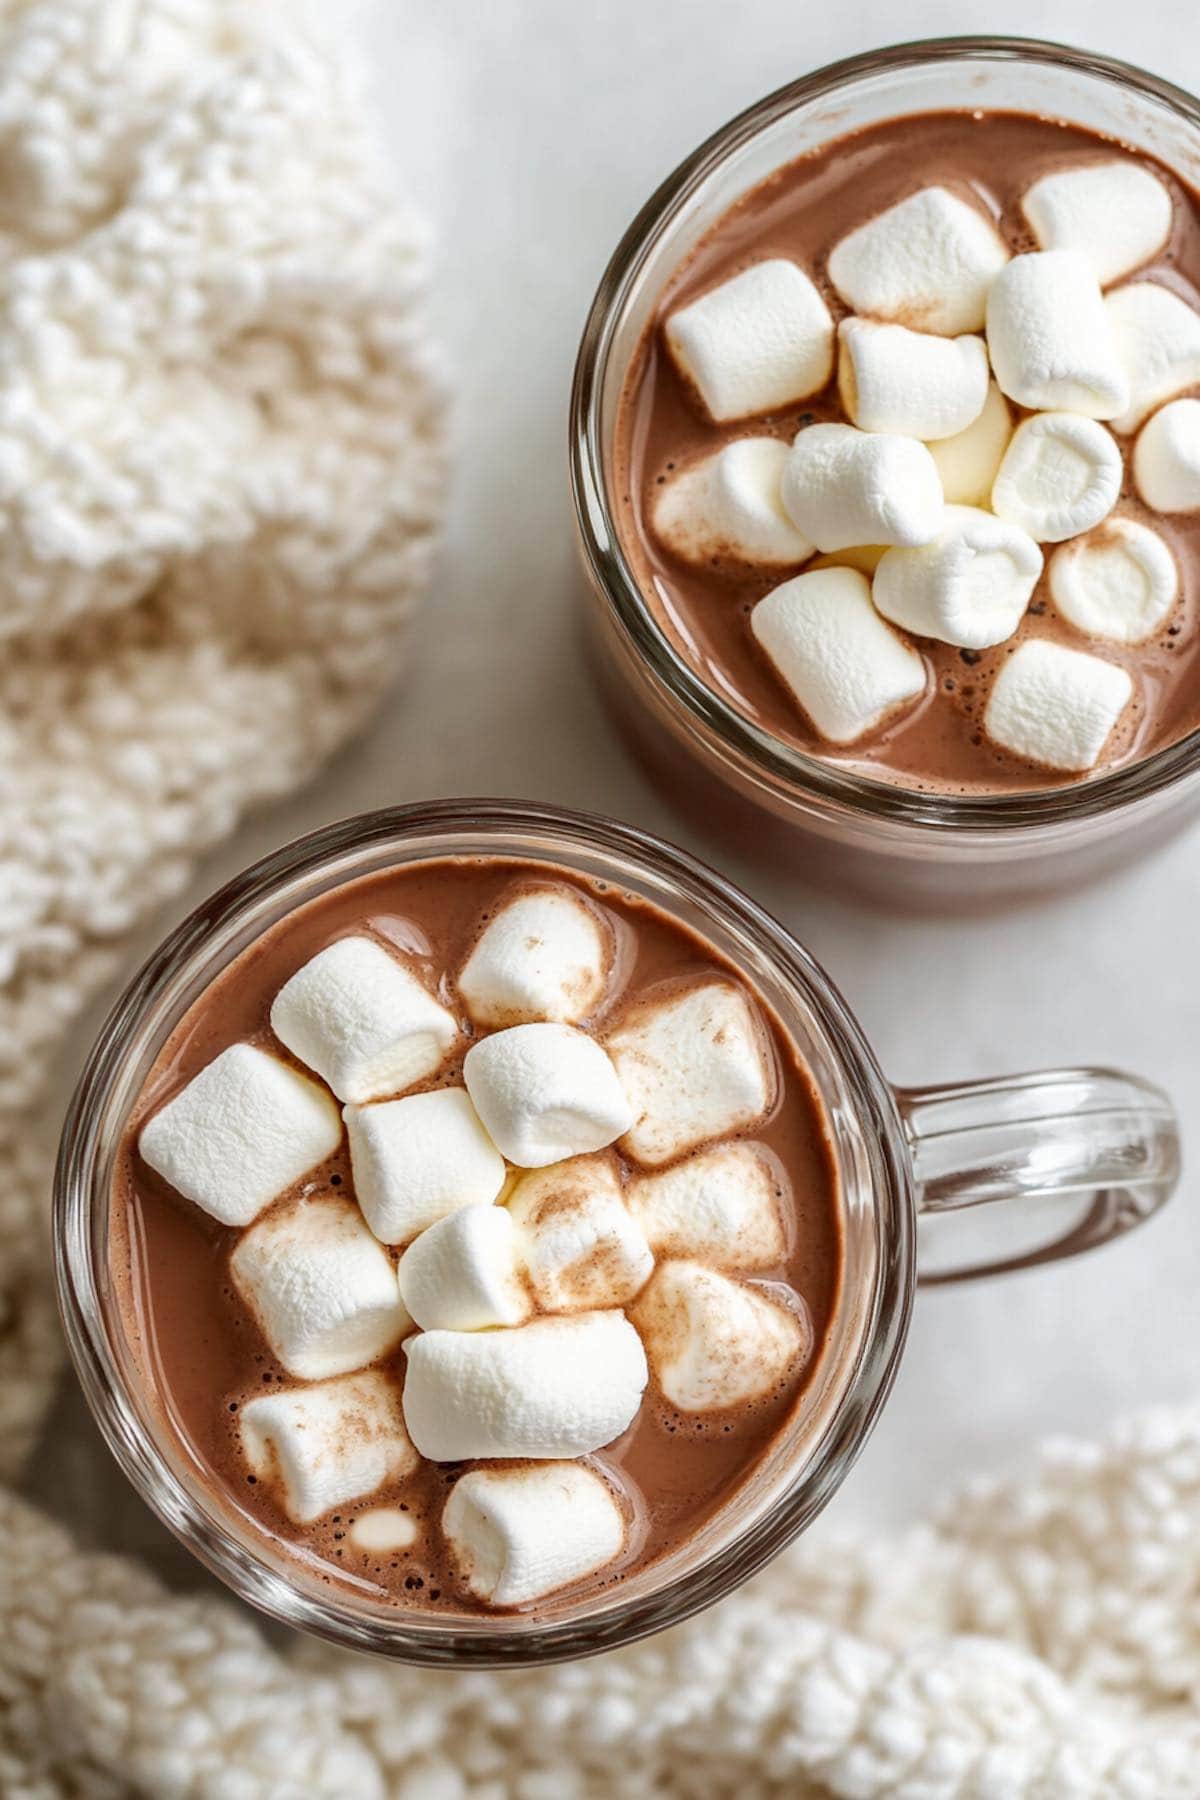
270,934,457,1105
664,258,834,422
507,1154,654,1313
239,1370,416,1524
1134,398,1200,513
780,422,944,554
838,317,989,441
458,887,612,1027
827,186,1009,336
985,249,1128,419
1021,161,1172,288
751,566,926,745
628,1142,786,1271
984,638,1133,773
1049,519,1178,645
872,505,1043,650
463,1022,634,1168
345,1085,505,1245
397,1203,530,1332
653,437,813,568
402,1310,648,1461
443,1463,626,1608
1106,282,1200,434
608,980,773,1167
231,1194,411,1381
138,1042,341,1228
990,413,1122,544
632,1261,809,1412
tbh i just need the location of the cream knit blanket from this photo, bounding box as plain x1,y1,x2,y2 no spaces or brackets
1,5,1198,1797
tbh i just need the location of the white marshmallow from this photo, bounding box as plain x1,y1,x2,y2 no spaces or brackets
632,1262,809,1412
458,887,611,1027
507,1155,653,1312
397,1204,530,1331
809,544,886,577
985,250,1128,419
628,1142,786,1271
827,186,1008,335
838,318,989,440
349,1508,419,1553
1106,282,1200,433
1048,518,1177,645
984,638,1133,773
402,1311,648,1461
1022,161,1173,287
270,935,457,1105
664,259,834,422
607,980,772,1167
139,1043,341,1228
462,1023,633,1168
927,382,1013,506
872,505,1042,650
231,1194,411,1380
653,437,813,568
1134,397,1200,512
345,1086,506,1246
239,1371,415,1525
780,423,944,553
750,566,927,745
443,1463,625,1608
991,413,1122,543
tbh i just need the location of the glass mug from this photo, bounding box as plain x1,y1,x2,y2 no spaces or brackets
54,801,1179,1665
571,37,1200,907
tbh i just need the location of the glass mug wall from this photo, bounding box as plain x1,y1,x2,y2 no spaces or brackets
571,38,1200,904
54,802,1179,1664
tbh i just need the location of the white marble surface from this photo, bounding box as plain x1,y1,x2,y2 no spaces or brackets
29,1,1200,1572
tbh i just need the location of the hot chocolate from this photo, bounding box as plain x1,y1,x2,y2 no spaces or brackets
111,857,841,1617
615,110,1200,794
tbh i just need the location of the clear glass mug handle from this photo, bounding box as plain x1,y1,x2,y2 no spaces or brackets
896,1068,1181,1282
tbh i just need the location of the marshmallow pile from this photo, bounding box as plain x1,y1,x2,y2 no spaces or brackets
137,884,812,1609
657,162,1197,775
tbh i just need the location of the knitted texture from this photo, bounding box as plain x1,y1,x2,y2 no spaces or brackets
2,6,1198,1799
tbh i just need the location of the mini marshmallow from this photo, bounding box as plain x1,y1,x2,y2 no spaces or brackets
139,1043,341,1228
397,1204,530,1331
827,185,1009,335
810,545,886,576
402,1310,648,1461
780,423,944,552
443,1463,625,1608
462,1023,633,1168
838,318,989,440
927,382,1012,506
239,1371,415,1525
653,437,813,567
632,1261,809,1412
345,1086,506,1246
349,1508,419,1553
270,935,457,1104
984,638,1133,773
507,1155,653,1312
872,505,1042,650
1022,161,1173,288
458,887,611,1027
985,250,1128,419
751,566,927,744
628,1142,786,1271
1106,282,1200,433
1134,397,1200,512
664,258,834,422
991,413,1122,543
1049,518,1178,645
608,980,772,1167
231,1194,411,1380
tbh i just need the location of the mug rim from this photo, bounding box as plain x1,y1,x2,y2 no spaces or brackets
53,797,914,1666
569,34,1200,836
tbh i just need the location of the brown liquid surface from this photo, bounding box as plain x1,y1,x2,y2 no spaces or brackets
615,111,1200,794
110,858,841,1617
